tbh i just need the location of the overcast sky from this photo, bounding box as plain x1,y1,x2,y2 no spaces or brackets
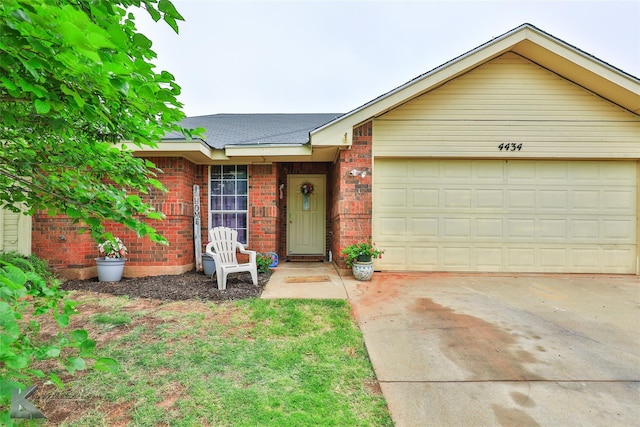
136,0,640,117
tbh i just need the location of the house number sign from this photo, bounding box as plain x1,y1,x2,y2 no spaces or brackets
498,143,523,151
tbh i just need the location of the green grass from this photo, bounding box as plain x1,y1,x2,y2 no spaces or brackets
35,297,391,426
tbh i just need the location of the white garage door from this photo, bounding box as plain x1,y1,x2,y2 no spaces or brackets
373,160,637,274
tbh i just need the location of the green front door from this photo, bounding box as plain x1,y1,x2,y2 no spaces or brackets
287,174,326,255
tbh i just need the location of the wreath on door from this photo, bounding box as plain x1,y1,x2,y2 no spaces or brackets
300,182,314,195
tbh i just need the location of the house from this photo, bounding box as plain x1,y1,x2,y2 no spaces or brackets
5,23,639,278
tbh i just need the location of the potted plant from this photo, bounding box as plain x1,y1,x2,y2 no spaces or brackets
341,240,384,281
95,235,128,282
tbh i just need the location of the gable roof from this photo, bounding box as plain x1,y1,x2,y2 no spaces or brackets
311,23,640,146
164,113,342,149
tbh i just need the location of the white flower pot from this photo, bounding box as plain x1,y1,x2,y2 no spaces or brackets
95,258,126,282
352,260,374,281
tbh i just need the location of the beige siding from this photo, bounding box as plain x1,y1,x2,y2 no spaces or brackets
373,159,637,274
0,208,32,255
373,53,640,159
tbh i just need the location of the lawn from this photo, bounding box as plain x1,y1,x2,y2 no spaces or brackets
29,293,392,426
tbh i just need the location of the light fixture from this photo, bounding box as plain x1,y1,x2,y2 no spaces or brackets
350,169,367,178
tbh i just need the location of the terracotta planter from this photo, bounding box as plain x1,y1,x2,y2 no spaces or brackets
95,258,126,282
352,260,374,281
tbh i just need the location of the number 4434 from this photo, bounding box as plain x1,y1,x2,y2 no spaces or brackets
498,143,523,151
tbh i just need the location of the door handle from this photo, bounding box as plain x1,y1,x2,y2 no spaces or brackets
288,212,293,224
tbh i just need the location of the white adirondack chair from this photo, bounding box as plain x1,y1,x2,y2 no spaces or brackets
205,227,258,290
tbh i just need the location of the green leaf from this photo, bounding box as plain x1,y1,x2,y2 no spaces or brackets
132,33,153,50
34,99,51,114
159,0,184,20
5,355,30,370
48,373,64,388
45,346,61,358
55,312,70,328
94,357,119,373
71,329,89,343
66,206,82,218
1,265,27,288
66,357,86,373
110,77,130,96
79,339,96,356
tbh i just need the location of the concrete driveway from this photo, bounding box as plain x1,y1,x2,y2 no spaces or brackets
344,273,640,427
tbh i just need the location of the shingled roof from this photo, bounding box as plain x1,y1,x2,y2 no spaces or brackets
164,113,343,149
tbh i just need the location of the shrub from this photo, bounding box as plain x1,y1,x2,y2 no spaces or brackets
256,253,274,275
0,252,118,422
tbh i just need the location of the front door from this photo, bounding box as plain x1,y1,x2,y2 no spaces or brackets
287,174,326,256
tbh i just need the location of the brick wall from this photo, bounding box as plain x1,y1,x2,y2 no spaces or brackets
30,132,375,277
330,121,373,269
32,157,201,279
248,164,279,254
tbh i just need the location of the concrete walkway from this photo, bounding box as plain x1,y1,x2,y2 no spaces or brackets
261,261,348,299
262,263,640,426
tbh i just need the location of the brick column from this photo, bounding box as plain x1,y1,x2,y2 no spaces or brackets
330,122,373,269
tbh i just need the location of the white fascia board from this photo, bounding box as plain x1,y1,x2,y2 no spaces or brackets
132,141,225,163
224,144,312,157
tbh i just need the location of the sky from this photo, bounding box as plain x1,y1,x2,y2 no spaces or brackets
136,0,640,117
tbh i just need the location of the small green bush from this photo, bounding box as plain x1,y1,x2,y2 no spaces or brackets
0,251,58,287
256,253,274,275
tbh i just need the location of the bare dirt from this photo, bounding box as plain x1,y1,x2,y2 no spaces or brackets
61,270,271,301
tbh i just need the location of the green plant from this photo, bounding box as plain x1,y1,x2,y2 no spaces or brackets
97,235,128,259
0,253,118,423
0,0,201,244
256,253,274,275
341,240,384,268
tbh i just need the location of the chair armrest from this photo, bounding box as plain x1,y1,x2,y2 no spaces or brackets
205,241,215,255
237,243,257,263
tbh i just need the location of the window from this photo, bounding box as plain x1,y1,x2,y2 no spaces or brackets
209,165,248,244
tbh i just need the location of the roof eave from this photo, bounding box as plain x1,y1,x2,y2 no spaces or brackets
132,141,223,164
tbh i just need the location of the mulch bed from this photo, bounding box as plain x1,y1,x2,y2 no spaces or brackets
61,270,271,301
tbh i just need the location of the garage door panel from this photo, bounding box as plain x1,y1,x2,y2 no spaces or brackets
602,248,636,273
412,189,438,207
442,247,471,268
540,248,567,269
539,219,567,239
377,217,407,238
442,218,471,237
602,219,635,241
506,248,536,270
476,218,504,238
604,190,635,211
540,190,568,209
508,190,536,209
379,188,407,208
572,190,600,211
409,246,439,269
443,189,472,208
475,247,504,270
572,220,599,239
411,218,438,237
373,159,637,274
